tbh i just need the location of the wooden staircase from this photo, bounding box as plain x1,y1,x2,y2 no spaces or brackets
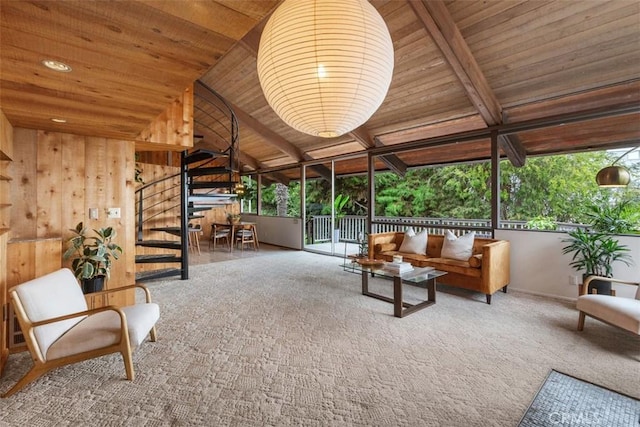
135,82,239,282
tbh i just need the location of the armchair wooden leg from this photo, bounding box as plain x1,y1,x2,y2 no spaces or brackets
121,349,135,381
2,365,48,398
149,326,157,342
577,312,586,331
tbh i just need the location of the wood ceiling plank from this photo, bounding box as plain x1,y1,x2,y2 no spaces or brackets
496,55,640,107
216,0,280,20
0,2,234,70
2,30,211,86
377,115,486,146
462,0,597,49
448,0,533,33
479,14,639,81
506,82,640,122
138,0,261,40
0,81,165,120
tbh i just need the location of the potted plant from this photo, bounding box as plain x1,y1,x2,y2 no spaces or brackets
63,222,123,294
332,194,349,242
227,213,241,224
356,232,368,258
561,228,632,294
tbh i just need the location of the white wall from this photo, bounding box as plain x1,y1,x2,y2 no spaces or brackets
241,214,302,250
496,229,639,300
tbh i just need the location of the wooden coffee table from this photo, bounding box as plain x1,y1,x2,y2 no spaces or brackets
342,262,447,318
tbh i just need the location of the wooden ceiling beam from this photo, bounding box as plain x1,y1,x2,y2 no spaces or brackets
410,0,527,167
194,133,289,185
349,126,408,176
498,112,526,167
410,0,501,125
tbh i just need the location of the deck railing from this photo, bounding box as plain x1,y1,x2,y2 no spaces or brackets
306,215,582,243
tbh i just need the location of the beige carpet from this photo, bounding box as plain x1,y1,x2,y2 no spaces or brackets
1,251,638,426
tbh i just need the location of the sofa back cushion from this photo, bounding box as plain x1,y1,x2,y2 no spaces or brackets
441,230,475,261
398,229,428,255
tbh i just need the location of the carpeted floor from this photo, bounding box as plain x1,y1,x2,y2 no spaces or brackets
1,251,639,426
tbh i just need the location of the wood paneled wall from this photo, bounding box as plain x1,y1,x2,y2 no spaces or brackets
0,110,13,373
9,129,136,299
135,86,194,152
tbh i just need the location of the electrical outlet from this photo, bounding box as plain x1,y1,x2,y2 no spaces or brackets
89,208,99,220
107,207,121,219
569,275,581,286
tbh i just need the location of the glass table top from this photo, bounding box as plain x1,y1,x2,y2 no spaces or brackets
341,261,447,284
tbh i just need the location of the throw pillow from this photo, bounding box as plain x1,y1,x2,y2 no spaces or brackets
398,229,428,255
441,230,475,261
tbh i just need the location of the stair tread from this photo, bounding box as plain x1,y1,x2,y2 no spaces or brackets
135,254,182,263
190,181,236,190
183,149,223,165
188,166,237,177
136,240,181,249
135,268,182,282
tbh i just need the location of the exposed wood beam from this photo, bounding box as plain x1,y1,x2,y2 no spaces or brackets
195,81,302,162
498,112,526,167
349,126,407,176
410,0,527,167
410,0,501,124
226,102,332,180
195,81,331,181
194,129,289,185
229,102,306,161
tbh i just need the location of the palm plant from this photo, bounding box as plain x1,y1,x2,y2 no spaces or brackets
561,228,632,277
584,199,640,234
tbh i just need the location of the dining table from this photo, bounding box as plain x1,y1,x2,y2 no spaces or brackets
211,221,259,252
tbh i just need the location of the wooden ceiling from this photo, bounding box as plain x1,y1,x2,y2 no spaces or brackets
1,0,639,177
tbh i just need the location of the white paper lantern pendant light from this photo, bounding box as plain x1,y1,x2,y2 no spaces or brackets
257,0,394,138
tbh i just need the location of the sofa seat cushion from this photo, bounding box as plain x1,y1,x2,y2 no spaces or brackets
577,295,640,334
422,258,482,278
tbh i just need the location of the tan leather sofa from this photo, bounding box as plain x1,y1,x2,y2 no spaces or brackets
368,232,511,304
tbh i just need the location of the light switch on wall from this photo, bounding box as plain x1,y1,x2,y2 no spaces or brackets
89,208,99,220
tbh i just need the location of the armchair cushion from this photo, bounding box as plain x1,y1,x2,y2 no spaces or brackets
47,310,123,360
15,268,88,358
577,295,640,335
123,304,161,347
3,267,160,398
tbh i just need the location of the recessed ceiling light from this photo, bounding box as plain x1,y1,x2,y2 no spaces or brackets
51,118,67,123
41,60,72,72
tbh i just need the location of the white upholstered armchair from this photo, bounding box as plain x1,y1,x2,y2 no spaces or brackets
2,268,159,398
577,276,640,335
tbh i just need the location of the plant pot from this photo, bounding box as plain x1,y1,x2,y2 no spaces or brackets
583,274,612,295
228,217,240,225
82,276,105,294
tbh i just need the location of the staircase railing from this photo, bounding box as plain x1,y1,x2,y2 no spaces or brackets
134,83,240,282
